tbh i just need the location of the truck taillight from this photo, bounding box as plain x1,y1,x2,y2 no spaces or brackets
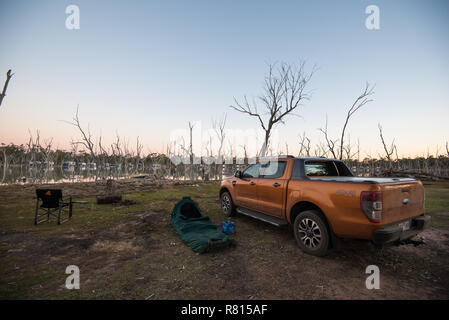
360,191,382,223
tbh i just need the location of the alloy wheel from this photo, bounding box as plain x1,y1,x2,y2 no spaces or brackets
298,218,322,248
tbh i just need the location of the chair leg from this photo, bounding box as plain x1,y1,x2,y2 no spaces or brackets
35,208,51,225
34,198,39,225
57,204,71,225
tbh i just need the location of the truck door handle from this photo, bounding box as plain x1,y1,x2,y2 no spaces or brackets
250,181,256,186
273,183,281,187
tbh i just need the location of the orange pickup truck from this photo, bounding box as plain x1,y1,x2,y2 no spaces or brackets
219,156,431,256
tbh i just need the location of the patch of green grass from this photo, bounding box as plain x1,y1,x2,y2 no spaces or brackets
0,196,138,235
0,272,55,300
0,182,221,236
424,181,449,228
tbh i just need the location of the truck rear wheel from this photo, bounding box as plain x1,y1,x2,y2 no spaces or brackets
220,191,235,217
293,210,330,257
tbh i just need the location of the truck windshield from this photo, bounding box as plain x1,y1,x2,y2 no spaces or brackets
305,161,353,177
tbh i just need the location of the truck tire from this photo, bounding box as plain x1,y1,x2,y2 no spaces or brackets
220,191,235,217
293,210,330,257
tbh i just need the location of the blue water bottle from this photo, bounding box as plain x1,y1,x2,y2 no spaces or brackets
222,218,236,235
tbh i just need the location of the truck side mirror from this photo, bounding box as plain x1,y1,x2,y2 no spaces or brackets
235,170,242,178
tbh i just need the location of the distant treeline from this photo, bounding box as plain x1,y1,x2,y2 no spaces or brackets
1,142,448,184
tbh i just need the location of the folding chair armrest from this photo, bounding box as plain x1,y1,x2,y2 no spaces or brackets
62,196,73,206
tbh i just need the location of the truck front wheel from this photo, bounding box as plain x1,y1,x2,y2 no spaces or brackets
293,210,330,256
220,191,235,217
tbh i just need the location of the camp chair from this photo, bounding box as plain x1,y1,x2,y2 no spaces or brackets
35,189,73,225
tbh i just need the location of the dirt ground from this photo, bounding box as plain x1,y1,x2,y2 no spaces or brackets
0,180,448,299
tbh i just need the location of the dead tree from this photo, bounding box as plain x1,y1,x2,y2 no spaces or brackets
355,138,361,175
67,139,79,182
26,130,41,182
239,143,248,164
318,115,338,158
111,132,126,178
0,69,14,108
225,139,237,174
378,123,395,170
122,136,131,177
135,136,143,173
313,142,328,158
213,113,227,180
298,132,311,157
342,135,358,161
65,106,98,179
111,132,122,167
394,143,400,171
202,133,214,181
38,137,54,182
446,141,449,157
230,61,314,157
0,144,7,183
188,121,195,180
178,136,190,180
339,83,375,160
39,138,53,164
165,143,174,179
98,135,109,172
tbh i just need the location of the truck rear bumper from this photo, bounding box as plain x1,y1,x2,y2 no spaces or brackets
373,215,431,245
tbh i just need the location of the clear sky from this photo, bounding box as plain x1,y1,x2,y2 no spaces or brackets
0,0,448,158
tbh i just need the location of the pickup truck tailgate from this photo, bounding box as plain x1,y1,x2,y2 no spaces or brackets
380,181,425,224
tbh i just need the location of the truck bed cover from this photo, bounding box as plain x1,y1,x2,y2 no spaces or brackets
307,177,416,184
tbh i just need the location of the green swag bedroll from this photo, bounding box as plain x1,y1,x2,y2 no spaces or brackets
170,197,236,253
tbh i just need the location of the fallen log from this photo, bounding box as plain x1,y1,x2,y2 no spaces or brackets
96,194,122,204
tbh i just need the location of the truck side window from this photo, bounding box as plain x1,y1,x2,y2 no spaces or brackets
260,161,287,179
305,161,338,176
242,163,261,178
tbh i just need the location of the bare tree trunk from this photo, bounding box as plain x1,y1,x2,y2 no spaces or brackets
135,136,142,174
378,123,395,170
0,69,14,108
339,83,374,160
260,130,271,157
1,148,7,183
319,115,338,158
188,122,195,180
213,114,227,180
356,139,360,176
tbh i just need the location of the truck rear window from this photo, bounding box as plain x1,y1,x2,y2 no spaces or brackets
304,160,353,177
305,161,337,176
